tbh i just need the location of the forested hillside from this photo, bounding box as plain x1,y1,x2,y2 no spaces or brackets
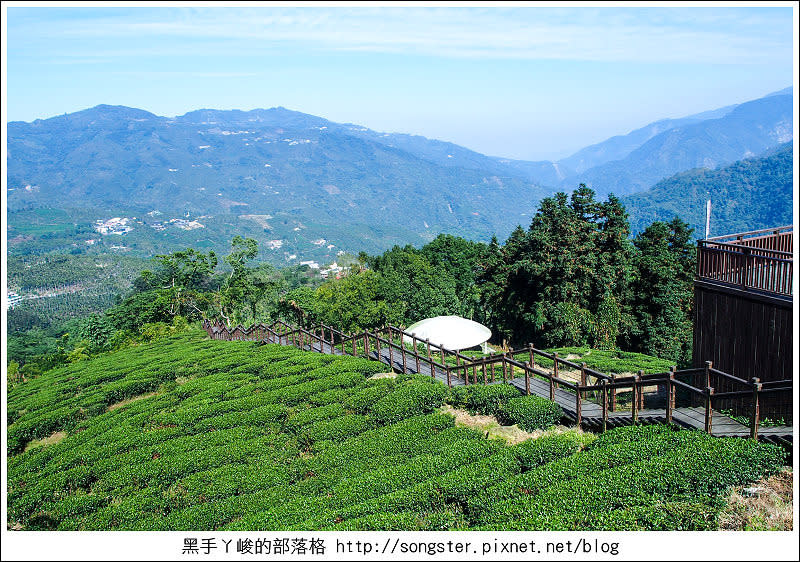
7,186,699,386
623,142,793,236
565,93,792,196
7,105,550,259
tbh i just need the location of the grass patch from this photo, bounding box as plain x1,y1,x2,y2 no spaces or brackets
718,469,793,531
439,404,592,446
23,431,67,452
107,392,159,412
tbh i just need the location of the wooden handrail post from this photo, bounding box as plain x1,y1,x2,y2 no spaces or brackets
638,370,645,410
575,384,582,428
631,374,640,424
750,377,761,440
528,343,534,370
580,363,587,400
601,380,608,433
425,338,432,366
413,335,421,373
704,361,713,389
375,333,381,362
401,337,408,374
351,335,357,357
610,373,617,412
552,352,559,389
523,361,531,395
548,367,555,401
669,366,677,410
440,347,445,370
472,362,478,385
705,387,714,434
364,333,369,358
502,356,507,384
388,336,394,371
666,370,675,425
446,364,451,387
741,247,751,289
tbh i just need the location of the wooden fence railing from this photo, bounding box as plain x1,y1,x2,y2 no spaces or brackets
698,226,793,296
203,319,792,440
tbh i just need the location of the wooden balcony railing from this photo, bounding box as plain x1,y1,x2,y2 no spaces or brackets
698,226,793,297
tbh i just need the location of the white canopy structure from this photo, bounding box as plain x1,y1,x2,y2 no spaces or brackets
402,315,492,351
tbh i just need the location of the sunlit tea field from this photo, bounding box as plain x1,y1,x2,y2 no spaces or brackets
7,332,785,531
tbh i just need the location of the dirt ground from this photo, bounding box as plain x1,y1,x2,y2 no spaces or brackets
718,469,794,531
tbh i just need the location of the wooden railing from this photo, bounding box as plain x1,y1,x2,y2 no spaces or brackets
202,320,792,440
698,226,793,296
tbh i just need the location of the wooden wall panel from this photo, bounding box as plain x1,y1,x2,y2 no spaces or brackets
693,281,793,423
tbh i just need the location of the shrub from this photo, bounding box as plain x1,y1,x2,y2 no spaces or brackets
307,388,350,406
396,373,440,385
497,396,563,431
511,432,583,471
297,415,371,448
447,384,520,416
598,500,720,531
368,382,449,425
285,404,346,432
343,383,393,414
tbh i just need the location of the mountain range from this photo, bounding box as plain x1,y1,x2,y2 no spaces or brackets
6,87,793,262
622,141,793,238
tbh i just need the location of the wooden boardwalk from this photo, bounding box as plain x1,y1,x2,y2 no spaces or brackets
300,335,791,447
208,320,792,449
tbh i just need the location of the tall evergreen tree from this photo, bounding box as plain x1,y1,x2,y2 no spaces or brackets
628,218,696,364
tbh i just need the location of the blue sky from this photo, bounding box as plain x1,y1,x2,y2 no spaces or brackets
4,5,795,160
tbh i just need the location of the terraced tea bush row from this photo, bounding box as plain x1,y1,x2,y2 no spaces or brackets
469,426,786,530
297,415,371,448
447,384,520,416
343,380,397,414
510,431,584,471
369,380,449,424
496,395,564,431
7,335,787,531
285,404,347,431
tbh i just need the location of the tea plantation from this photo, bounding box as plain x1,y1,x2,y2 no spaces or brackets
7,331,787,531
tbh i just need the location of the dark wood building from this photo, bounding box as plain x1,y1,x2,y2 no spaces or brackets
693,226,793,423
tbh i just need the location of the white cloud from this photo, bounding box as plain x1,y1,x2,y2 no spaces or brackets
11,6,793,65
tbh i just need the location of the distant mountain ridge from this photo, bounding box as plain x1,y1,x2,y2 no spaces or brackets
6,86,793,261
7,104,552,258
565,93,793,196
622,142,793,238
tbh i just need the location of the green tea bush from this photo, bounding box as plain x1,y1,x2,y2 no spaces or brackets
307,388,350,406
396,373,440,385
447,384,520,416
325,508,465,531
596,500,720,531
496,396,563,431
297,415,371,448
511,432,583,471
343,382,393,414
368,381,449,425
285,404,346,432
7,334,787,532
